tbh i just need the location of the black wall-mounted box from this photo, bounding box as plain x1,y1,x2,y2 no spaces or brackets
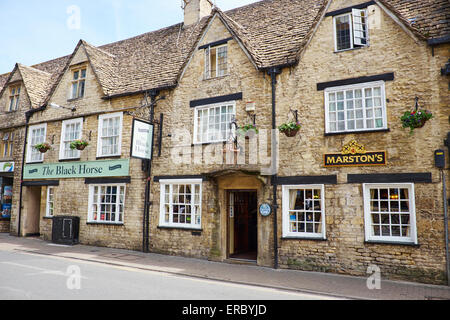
435,149,446,169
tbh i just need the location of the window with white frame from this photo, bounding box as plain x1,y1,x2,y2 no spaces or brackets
8,85,20,111
97,112,123,157
205,44,228,79
88,184,125,224
282,185,326,239
159,180,202,229
70,68,86,99
194,102,235,144
334,9,368,51
46,187,55,217
325,81,387,133
363,183,417,244
59,118,83,160
27,124,47,163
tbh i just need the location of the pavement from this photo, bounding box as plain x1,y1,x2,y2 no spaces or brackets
0,233,449,300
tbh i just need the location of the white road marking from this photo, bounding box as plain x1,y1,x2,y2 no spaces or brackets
1,261,88,279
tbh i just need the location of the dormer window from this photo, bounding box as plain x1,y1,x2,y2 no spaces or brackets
205,44,228,79
8,85,20,111
334,9,368,51
71,68,86,99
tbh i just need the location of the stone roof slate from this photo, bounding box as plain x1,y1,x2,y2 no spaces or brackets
381,0,450,40
0,0,448,104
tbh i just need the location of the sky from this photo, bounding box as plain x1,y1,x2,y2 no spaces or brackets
0,0,260,75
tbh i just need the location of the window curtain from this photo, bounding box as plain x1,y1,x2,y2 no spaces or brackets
289,189,297,211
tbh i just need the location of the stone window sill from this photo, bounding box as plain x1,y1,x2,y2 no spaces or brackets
334,46,366,54
158,225,203,232
67,97,83,103
87,222,124,226
0,217,11,222
325,128,390,136
203,74,229,81
365,240,420,247
59,158,81,162
96,155,122,160
282,237,327,241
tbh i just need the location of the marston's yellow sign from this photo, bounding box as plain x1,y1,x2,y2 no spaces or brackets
324,140,386,167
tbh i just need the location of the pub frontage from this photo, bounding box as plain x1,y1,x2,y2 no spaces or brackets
0,0,448,285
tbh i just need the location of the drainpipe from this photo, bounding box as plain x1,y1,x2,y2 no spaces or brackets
142,90,165,253
268,67,281,269
444,132,450,286
17,106,46,237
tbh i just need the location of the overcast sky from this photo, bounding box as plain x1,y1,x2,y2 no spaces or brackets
0,0,260,74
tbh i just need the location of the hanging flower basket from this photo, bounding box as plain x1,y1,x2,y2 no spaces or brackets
33,143,51,153
279,121,301,137
70,139,89,151
237,124,259,139
400,98,433,133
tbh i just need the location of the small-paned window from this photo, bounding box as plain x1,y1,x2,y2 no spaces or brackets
88,184,125,224
325,81,387,134
334,9,368,51
46,187,55,217
205,44,228,79
71,68,86,99
9,86,20,111
60,118,83,160
194,102,235,144
159,180,202,229
282,185,326,239
27,124,47,163
363,183,418,244
97,113,123,157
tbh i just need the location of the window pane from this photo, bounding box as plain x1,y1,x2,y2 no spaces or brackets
287,188,323,236
336,15,351,50
368,186,413,241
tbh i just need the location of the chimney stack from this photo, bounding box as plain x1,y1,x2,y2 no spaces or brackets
183,0,212,26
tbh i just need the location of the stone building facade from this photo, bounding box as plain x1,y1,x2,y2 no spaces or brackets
0,0,449,285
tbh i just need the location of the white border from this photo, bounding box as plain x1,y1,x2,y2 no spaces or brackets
87,183,126,224
363,183,418,244
46,186,54,217
59,117,84,160
97,112,123,158
159,179,203,230
193,101,236,145
282,184,327,239
26,123,47,164
324,80,387,134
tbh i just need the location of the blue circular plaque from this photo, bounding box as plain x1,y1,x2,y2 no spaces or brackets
259,203,272,217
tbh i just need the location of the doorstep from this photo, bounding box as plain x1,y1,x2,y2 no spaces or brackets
224,258,258,266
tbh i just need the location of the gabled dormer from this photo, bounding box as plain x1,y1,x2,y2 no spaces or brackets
0,63,52,113
44,40,117,109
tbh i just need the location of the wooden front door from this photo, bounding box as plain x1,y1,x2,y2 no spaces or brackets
231,191,257,258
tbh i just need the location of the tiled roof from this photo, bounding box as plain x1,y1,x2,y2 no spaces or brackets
97,21,209,97
1,0,448,104
17,64,53,107
382,0,450,39
223,0,328,69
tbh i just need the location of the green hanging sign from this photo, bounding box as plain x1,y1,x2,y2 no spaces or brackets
23,159,130,180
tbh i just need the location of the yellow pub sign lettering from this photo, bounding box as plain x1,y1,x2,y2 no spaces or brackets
324,140,387,167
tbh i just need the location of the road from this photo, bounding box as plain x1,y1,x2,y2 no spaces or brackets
0,250,337,300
